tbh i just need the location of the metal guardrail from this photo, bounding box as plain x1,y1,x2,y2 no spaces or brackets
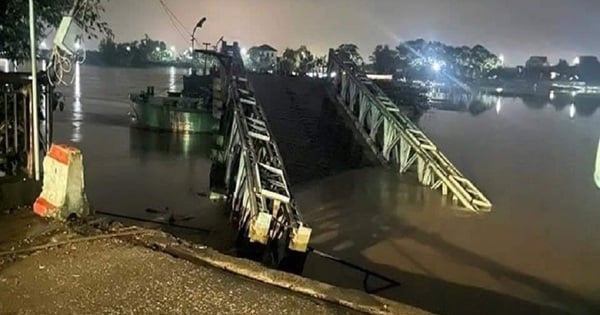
327,49,492,212
0,72,53,179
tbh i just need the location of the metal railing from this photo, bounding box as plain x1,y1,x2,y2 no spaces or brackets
222,75,311,254
0,72,53,180
211,43,311,270
327,49,492,212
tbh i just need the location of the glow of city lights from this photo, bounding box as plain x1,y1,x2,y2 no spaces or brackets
573,57,580,65
569,103,576,119
432,61,442,72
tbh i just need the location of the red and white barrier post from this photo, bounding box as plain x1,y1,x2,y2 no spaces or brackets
33,144,90,220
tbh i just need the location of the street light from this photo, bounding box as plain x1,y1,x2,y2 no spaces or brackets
126,46,131,52
170,45,176,52
191,17,207,50
155,47,160,52
499,54,505,65
432,61,442,72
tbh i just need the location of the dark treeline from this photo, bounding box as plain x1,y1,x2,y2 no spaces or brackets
94,34,190,67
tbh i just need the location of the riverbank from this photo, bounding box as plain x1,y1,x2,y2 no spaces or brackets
0,209,429,315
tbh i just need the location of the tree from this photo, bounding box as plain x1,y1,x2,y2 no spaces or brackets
296,45,314,75
393,39,501,81
370,45,399,74
337,44,363,65
0,0,112,61
280,48,298,75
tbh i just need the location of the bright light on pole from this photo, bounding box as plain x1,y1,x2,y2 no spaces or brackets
573,57,580,65
126,46,131,52
432,61,442,72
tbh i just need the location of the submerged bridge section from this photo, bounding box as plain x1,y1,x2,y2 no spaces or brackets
211,43,311,272
327,49,492,212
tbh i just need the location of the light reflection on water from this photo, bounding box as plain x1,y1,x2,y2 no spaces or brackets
54,66,223,246
431,89,600,120
169,66,176,92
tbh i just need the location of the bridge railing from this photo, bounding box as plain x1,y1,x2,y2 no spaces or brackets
218,71,311,259
0,72,53,179
327,49,492,212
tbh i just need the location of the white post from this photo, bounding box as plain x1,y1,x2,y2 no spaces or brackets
29,0,41,180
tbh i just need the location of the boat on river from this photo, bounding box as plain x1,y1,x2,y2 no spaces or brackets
129,46,232,133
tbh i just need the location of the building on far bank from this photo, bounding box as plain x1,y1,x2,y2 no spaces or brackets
576,56,600,82
247,44,278,73
525,56,549,68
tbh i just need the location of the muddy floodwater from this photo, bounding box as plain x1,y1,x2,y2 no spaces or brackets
55,65,600,315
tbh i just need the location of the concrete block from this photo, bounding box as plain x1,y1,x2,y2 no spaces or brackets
33,144,90,220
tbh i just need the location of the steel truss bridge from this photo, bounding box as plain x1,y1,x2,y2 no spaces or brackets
210,43,310,272
327,49,492,212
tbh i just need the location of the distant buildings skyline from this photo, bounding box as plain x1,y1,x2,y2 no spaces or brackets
98,0,600,67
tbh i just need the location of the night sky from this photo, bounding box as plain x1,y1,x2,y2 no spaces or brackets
102,0,600,65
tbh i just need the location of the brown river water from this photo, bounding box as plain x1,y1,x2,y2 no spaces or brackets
54,65,600,315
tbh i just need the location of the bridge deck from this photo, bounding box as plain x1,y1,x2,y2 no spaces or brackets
249,74,371,185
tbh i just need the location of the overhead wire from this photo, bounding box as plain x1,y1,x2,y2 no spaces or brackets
158,0,191,43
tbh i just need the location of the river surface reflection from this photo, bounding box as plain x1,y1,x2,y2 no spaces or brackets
299,90,600,314
55,66,600,314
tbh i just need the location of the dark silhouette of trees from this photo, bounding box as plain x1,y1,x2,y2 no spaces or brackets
337,44,363,65
0,0,111,61
98,34,172,67
278,46,319,75
370,45,399,74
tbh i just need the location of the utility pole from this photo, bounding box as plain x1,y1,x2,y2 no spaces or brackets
202,42,211,75
29,0,40,180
